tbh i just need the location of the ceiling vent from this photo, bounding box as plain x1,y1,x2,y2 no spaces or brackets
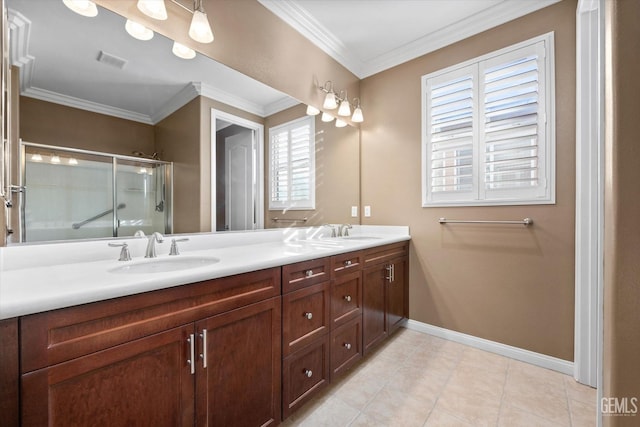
96,50,127,69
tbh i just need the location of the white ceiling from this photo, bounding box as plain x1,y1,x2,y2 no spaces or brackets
259,0,561,78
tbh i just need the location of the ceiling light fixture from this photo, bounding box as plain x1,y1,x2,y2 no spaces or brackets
172,41,196,59
68,158,79,165
62,0,98,17
189,0,214,43
318,81,364,123
335,119,347,128
125,19,154,41
30,153,43,162
50,155,61,164
137,0,168,20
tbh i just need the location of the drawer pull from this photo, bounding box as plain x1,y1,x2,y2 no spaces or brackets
344,260,352,267
305,269,313,277
199,329,208,369
344,295,352,302
304,369,313,378
304,312,313,320
344,343,352,350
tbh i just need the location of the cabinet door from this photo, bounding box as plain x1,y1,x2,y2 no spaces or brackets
362,265,388,355
331,270,362,328
387,257,407,335
282,281,330,356
196,297,281,427
21,325,195,427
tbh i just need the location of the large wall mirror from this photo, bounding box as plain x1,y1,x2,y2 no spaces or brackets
4,0,360,245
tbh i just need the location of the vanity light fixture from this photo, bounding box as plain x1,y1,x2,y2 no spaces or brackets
318,81,364,123
30,153,43,162
172,41,196,59
189,0,214,43
322,81,338,110
62,0,98,17
306,105,320,116
68,158,79,166
125,19,154,41
50,155,61,164
351,98,364,123
335,119,347,128
337,91,351,117
137,0,168,21
321,112,334,122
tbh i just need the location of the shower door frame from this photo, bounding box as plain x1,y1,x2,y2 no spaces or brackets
18,141,173,243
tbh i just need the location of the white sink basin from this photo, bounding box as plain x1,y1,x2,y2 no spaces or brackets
109,256,220,274
340,236,382,241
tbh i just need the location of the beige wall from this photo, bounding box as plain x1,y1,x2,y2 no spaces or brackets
19,97,156,156
264,104,360,228
603,0,640,425
360,0,577,360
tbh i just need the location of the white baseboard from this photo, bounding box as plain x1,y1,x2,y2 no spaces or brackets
402,319,574,376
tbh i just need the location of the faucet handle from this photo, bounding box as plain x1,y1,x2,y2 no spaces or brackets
108,242,132,261
134,230,146,237
169,238,189,256
323,224,337,238
340,224,352,237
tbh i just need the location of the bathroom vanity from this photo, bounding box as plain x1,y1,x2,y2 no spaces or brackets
0,226,409,426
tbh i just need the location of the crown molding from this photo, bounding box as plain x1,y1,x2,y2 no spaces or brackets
258,0,364,77
264,96,300,116
150,83,200,124
259,0,561,79
22,87,155,124
7,9,35,92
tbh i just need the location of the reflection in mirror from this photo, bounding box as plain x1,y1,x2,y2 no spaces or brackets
4,0,360,245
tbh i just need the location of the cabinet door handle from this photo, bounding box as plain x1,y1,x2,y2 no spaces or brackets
199,329,208,369
304,312,313,320
391,264,395,283
344,343,352,350
344,295,352,302
304,369,313,378
385,265,392,282
187,334,195,375
305,269,313,277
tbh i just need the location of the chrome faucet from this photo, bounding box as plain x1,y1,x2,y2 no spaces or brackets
338,224,352,237
323,224,337,238
145,232,164,258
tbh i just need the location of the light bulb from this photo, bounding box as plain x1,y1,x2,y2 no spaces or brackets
125,19,154,41
337,99,351,117
323,92,337,110
30,153,43,162
189,10,214,43
321,112,334,122
62,0,98,17
306,105,320,116
351,106,364,123
335,119,347,128
172,41,196,59
50,155,61,164
137,0,167,20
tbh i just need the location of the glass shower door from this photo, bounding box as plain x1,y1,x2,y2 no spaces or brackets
115,159,170,237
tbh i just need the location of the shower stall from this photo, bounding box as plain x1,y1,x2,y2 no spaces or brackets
18,142,172,243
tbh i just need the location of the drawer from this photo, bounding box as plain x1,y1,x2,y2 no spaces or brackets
282,257,331,293
282,335,330,419
330,317,362,380
20,268,281,373
363,242,408,268
331,251,363,277
282,281,330,356
331,270,362,328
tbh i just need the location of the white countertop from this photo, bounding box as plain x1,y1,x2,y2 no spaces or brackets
0,225,409,319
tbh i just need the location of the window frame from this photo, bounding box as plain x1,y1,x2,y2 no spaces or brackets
421,32,556,207
268,115,316,211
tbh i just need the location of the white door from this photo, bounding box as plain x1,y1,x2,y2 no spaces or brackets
224,130,254,230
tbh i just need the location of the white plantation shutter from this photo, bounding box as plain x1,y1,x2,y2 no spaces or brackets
422,34,554,206
269,116,315,209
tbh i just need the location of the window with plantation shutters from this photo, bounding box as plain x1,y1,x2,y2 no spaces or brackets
422,33,555,207
268,116,315,210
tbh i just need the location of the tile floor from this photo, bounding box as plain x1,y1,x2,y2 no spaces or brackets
283,328,597,427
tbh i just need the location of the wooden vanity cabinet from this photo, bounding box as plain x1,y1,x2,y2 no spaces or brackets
362,242,409,355
19,268,282,427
